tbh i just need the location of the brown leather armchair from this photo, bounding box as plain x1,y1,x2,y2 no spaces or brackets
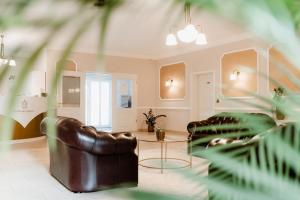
40,117,138,192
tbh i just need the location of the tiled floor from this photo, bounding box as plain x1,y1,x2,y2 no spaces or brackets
0,131,209,200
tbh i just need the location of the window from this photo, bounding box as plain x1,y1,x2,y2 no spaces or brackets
85,74,112,130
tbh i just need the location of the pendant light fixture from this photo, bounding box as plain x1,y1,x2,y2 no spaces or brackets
0,35,16,67
165,2,207,46
166,27,178,46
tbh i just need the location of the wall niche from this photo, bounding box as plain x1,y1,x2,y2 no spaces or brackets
221,49,258,98
269,47,300,92
160,62,186,100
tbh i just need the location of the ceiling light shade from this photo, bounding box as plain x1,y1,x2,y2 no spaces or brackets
165,33,178,46
195,33,207,45
9,59,16,67
177,24,198,43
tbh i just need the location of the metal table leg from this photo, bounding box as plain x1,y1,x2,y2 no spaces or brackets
165,142,167,162
161,142,163,174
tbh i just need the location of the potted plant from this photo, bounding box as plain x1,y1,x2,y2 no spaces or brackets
273,87,285,120
143,109,167,132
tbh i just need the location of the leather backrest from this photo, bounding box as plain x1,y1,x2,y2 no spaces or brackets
40,117,137,155
187,112,276,138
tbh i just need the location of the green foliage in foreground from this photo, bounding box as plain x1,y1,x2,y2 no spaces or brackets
2,0,300,199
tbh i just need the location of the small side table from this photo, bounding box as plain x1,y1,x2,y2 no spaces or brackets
137,138,192,174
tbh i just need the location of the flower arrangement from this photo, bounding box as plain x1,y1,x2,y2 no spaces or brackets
143,109,167,132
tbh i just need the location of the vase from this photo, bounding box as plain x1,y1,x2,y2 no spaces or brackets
276,108,285,120
156,129,165,141
148,125,155,132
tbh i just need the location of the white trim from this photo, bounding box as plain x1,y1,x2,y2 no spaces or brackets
266,45,273,96
215,107,265,112
158,61,187,101
0,135,46,145
219,48,260,99
138,106,191,110
104,50,156,60
190,71,216,121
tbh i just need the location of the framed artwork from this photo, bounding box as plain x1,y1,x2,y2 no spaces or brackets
117,80,133,108
62,76,80,106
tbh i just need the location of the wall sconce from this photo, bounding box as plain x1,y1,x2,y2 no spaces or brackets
230,69,240,81
165,79,174,88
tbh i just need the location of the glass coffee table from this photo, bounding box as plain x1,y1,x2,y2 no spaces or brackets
137,138,192,174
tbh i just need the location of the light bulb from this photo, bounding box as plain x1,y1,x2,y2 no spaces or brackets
9,59,16,66
165,33,178,46
165,80,171,87
195,33,207,45
177,24,198,43
230,73,237,81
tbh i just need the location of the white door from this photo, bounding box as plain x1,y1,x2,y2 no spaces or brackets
111,74,137,132
196,72,215,120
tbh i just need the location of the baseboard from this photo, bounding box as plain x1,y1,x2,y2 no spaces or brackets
0,135,46,145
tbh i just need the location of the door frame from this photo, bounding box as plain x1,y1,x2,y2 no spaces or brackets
57,70,85,122
111,73,138,132
190,71,216,121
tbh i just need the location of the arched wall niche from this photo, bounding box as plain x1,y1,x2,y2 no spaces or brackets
56,59,77,71
268,47,300,93
221,49,258,98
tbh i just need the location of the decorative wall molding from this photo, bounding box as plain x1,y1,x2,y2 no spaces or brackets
138,106,191,110
220,48,259,98
215,107,268,112
159,62,186,100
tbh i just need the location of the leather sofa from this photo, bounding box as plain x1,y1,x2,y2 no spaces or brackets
187,112,277,150
40,117,138,192
206,123,294,199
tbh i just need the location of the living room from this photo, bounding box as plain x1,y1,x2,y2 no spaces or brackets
0,0,299,200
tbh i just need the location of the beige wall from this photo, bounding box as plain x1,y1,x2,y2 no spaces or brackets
46,37,276,132
47,50,157,107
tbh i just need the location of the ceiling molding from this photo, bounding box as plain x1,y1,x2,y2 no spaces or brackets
155,33,256,60
103,50,156,60
47,33,256,61
104,33,256,60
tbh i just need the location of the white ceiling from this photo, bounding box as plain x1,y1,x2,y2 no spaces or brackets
3,0,252,59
